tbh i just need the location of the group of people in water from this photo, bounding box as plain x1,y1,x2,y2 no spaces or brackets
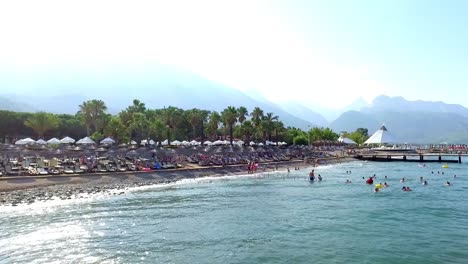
306,168,456,193
308,169,322,182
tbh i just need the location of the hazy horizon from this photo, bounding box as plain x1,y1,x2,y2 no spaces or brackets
1,0,468,109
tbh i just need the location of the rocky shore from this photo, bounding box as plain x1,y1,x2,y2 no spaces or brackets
0,157,353,206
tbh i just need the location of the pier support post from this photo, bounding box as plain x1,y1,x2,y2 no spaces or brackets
438,155,442,162
419,155,424,162
403,155,406,161
459,155,462,164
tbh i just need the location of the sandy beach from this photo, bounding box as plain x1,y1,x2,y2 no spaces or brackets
0,157,353,205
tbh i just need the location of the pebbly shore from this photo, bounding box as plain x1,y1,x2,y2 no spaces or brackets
0,157,354,206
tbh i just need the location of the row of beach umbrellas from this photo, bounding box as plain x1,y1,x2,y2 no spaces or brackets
15,136,116,145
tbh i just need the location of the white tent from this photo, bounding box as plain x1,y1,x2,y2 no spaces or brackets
181,140,190,146
100,137,115,144
60,136,75,144
47,138,61,144
338,136,357,145
364,125,397,144
15,137,35,145
36,139,47,145
76,136,96,144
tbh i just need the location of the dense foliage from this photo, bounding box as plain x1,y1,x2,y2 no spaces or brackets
0,99,348,145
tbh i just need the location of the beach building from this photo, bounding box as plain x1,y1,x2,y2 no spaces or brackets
364,125,397,145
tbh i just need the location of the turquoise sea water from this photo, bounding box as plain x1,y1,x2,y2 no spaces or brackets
1,160,468,264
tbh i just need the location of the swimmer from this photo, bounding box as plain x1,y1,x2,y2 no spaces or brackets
402,186,406,191
384,175,387,179
400,177,405,182
422,180,428,186
384,182,389,187
419,176,424,182
406,187,412,191
317,174,322,181
442,172,444,175
454,174,457,178
374,188,379,193
445,181,451,186
345,179,352,183
373,174,376,179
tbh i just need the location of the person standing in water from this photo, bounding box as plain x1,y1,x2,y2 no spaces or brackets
309,169,315,181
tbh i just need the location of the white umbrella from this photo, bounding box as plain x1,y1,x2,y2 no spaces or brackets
140,139,148,146
149,139,155,145
100,137,115,144
76,136,96,144
181,140,190,146
36,139,47,145
47,138,61,144
190,140,199,145
60,136,75,144
15,137,35,145
130,140,137,145
172,140,182,146
161,139,169,146
203,140,212,146
258,142,264,146
249,141,256,146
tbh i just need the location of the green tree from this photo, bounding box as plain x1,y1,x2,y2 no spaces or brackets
24,112,60,138
104,116,129,143
240,120,255,143
237,106,248,124
128,112,149,143
207,111,221,140
250,106,264,141
78,99,108,135
261,112,279,142
221,106,238,145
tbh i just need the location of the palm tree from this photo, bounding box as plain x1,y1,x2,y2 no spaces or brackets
237,106,248,125
273,121,285,145
221,106,238,145
161,106,182,145
207,111,221,140
78,99,107,135
128,112,149,143
240,120,255,143
262,112,279,142
24,112,60,138
250,107,264,141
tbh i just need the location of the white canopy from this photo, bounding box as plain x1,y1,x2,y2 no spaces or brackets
161,139,169,146
36,139,47,145
60,136,75,144
181,140,190,146
130,140,137,145
364,125,397,144
15,137,35,145
190,140,199,145
171,140,181,146
338,136,357,145
47,137,61,144
76,136,96,144
203,140,212,146
249,141,256,146
100,137,115,144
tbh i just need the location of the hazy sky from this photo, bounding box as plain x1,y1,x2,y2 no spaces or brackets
1,0,468,108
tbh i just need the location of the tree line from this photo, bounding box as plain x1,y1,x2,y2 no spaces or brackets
0,99,369,145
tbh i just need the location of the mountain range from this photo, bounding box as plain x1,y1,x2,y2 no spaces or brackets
2,65,468,143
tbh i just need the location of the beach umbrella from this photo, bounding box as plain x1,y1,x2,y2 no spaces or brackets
190,140,199,146
76,136,96,145
60,136,75,144
47,138,61,144
249,141,256,146
100,137,115,144
172,140,182,146
181,140,190,146
130,140,137,145
36,139,47,145
161,139,169,146
149,139,156,145
15,137,36,145
203,141,212,146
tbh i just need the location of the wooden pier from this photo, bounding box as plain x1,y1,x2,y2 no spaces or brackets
354,153,463,163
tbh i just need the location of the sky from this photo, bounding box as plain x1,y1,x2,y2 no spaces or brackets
1,0,468,109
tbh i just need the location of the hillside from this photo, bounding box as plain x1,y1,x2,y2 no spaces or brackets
0,65,316,130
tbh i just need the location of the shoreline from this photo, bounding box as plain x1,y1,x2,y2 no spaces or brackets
0,157,355,206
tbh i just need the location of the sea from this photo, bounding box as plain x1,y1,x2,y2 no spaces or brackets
1,160,467,264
